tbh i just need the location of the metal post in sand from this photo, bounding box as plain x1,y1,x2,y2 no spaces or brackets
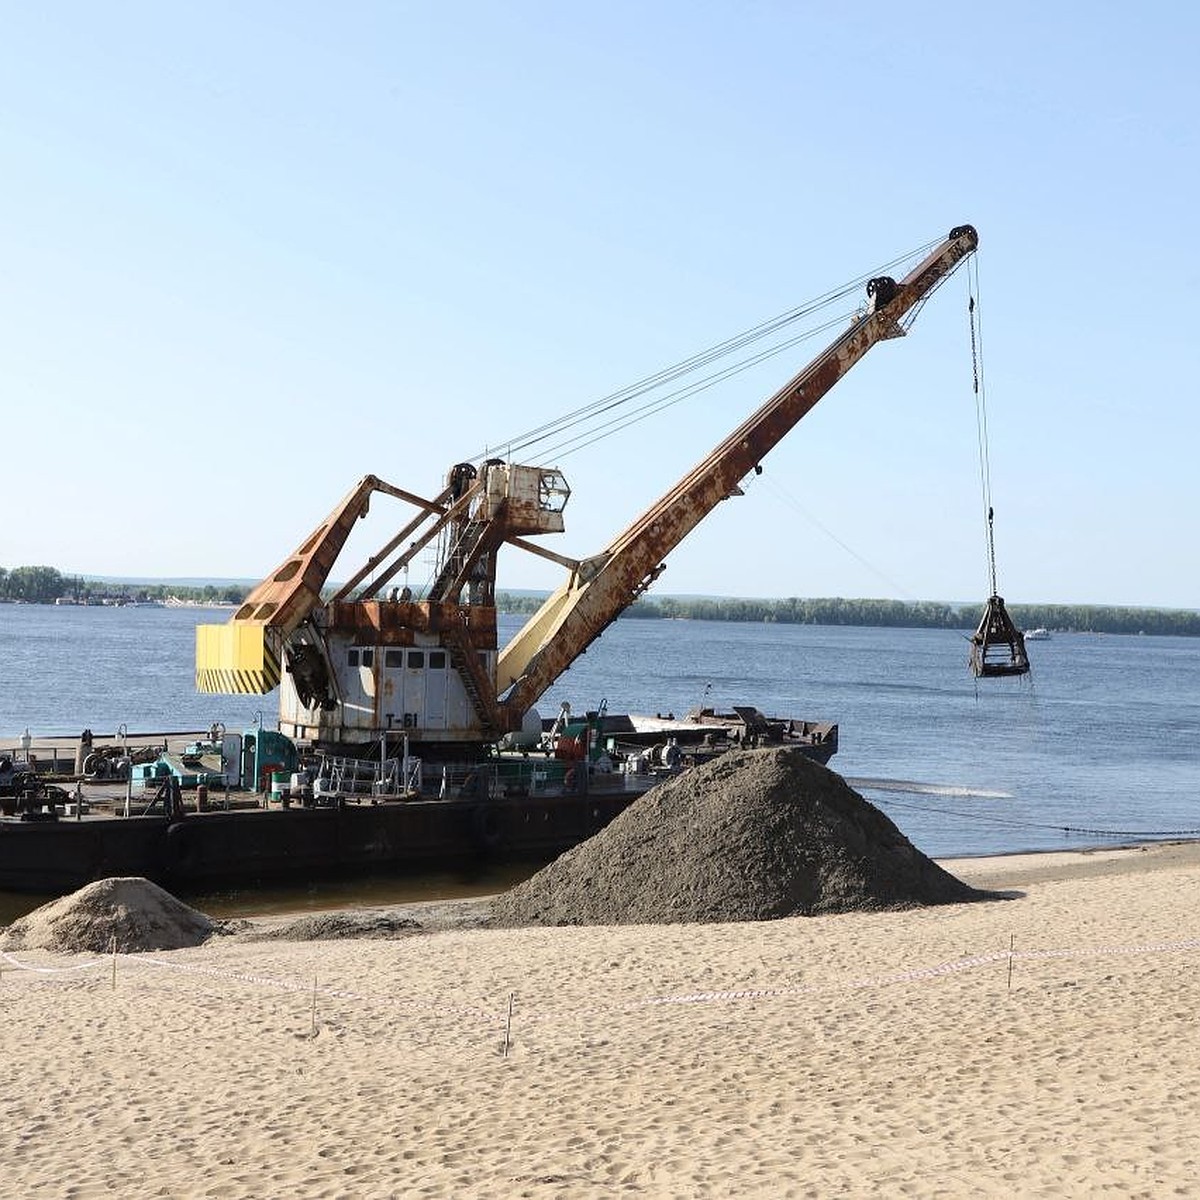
311,977,318,1036
1007,933,1015,991
503,992,515,1058
111,935,118,990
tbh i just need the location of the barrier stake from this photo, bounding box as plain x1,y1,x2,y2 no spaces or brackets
311,977,318,1036
111,936,118,990
503,992,515,1058
1007,934,1015,991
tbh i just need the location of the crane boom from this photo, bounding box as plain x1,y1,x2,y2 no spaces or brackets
197,224,977,754
496,224,978,717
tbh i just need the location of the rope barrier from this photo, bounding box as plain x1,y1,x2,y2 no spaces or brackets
130,955,503,1025
4,935,1199,1039
1,949,106,973
868,791,1200,841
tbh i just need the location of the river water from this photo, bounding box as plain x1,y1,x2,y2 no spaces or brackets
3,603,1199,915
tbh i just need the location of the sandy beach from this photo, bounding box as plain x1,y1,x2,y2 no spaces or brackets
3,842,1200,1198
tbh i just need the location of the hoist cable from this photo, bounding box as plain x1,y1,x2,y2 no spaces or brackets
756,475,921,601
470,236,944,464
967,258,998,595
535,310,856,462
527,312,853,462
475,292,858,462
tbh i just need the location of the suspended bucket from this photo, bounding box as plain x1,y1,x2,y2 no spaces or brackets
969,595,1030,678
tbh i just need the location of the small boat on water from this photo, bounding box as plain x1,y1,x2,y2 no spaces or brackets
1024,628,1051,641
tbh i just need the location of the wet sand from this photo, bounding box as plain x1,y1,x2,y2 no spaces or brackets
3,841,1200,1197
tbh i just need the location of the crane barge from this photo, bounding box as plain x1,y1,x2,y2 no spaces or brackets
0,226,980,894
196,225,979,761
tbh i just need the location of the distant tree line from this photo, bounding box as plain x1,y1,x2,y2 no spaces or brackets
0,566,78,603
6,568,1195,635
495,591,1200,637
0,566,248,606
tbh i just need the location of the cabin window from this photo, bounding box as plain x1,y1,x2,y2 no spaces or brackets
429,651,446,669
348,649,359,667
408,651,425,669
385,649,403,668
361,649,375,668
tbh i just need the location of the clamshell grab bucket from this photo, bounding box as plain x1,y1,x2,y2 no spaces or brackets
969,595,1030,679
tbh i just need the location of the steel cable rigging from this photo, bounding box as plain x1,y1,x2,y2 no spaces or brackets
468,236,944,465
531,310,856,462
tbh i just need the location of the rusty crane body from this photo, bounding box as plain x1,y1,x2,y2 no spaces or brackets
195,225,980,755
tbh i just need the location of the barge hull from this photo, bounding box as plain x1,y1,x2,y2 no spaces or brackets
0,791,639,895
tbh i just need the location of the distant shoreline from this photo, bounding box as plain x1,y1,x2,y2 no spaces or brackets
4,566,1198,636
2,595,1197,638
0,598,237,610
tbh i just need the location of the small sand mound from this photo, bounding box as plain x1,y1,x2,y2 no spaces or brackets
491,747,989,927
0,877,215,953
246,912,423,941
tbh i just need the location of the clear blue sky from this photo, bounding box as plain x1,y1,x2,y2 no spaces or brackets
3,2,1196,607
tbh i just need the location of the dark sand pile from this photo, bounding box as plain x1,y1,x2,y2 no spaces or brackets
0,877,215,953
491,747,989,927
245,912,423,941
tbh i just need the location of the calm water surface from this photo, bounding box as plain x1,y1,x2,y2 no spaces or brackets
3,604,1199,916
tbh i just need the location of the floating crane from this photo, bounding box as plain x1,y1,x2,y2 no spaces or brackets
196,225,981,754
